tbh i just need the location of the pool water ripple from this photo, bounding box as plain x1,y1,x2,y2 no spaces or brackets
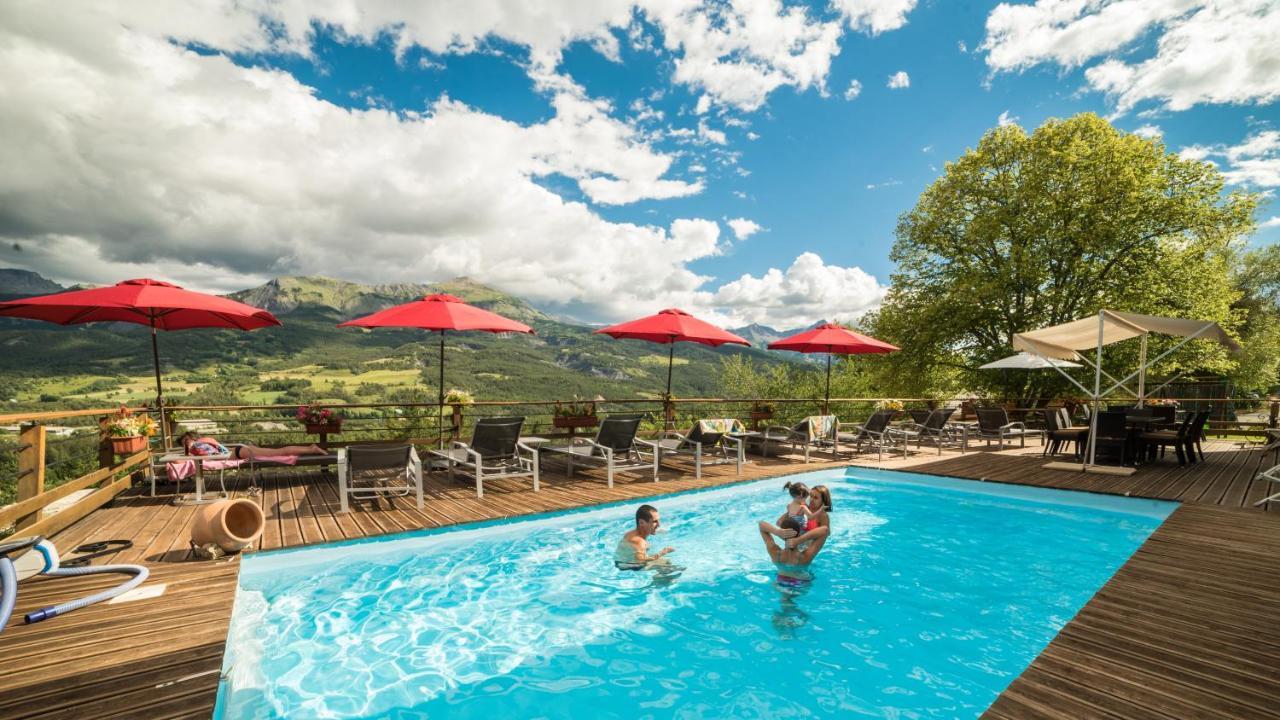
220,469,1172,719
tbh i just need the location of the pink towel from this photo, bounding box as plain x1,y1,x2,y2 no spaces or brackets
166,454,298,481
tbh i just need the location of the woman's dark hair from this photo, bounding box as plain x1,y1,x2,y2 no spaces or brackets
179,431,197,450
780,515,805,535
810,485,832,512
783,481,808,499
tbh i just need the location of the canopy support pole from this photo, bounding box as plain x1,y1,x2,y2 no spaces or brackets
1100,322,1215,398
1136,333,1148,407
438,331,446,449
150,319,168,451
1087,311,1103,470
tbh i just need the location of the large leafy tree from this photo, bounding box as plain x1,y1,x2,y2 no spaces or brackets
871,113,1260,400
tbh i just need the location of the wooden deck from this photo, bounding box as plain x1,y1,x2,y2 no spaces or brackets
1,439,1277,718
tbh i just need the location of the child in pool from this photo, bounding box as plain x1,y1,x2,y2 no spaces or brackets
782,481,816,530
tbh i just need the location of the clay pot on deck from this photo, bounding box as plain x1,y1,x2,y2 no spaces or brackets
191,499,265,553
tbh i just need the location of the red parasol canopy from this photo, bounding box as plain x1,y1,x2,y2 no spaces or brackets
338,293,534,446
0,278,280,330
595,308,749,403
0,278,281,448
594,308,749,347
337,293,533,334
768,323,898,412
767,323,898,355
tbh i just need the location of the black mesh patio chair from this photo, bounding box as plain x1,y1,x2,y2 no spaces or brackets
837,410,904,461
908,409,932,425
753,415,840,463
338,444,423,512
430,416,539,497
897,408,961,455
655,419,745,479
1091,411,1130,465
540,414,658,486
975,408,1044,449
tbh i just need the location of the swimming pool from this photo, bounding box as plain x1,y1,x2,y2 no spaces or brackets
217,468,1174,719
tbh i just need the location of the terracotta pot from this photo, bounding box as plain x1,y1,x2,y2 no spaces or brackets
553,415,599,428
750,411,773,421
304,422,342,434
110,435,147,454
191,499,265,553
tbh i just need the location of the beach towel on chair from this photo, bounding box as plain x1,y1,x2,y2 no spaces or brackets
166,455,298,481
804,415,837,439
697,418,745,435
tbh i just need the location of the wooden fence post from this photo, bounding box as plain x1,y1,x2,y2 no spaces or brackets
16,423,46,530
1270,400,1278,429
98,415,114,469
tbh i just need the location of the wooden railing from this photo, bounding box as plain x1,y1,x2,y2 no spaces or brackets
1,395,1275,538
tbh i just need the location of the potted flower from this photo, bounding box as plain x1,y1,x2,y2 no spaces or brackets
105,406,156,455
750,401,775,422
553,400,599,428
296,404,343,434
876,399,905,412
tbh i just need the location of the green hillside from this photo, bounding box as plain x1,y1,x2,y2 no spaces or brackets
0,273,784,409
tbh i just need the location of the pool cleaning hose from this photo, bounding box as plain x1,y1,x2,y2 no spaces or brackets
15,539,150,625
0,557,16,634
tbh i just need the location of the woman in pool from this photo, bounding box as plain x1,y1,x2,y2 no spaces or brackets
762,483,832,547
179,431,326,461
757,516,829,587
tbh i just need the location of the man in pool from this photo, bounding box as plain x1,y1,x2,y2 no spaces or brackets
615,504,675,570
758,517,829,587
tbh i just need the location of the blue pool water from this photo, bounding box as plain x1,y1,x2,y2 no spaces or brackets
218,469,1173,719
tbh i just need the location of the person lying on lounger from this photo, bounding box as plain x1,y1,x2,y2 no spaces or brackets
178,431,327,460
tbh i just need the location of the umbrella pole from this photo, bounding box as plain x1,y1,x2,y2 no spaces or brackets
150,321,168,451
665,343,675,430
438,331,446,449
824,353,832,415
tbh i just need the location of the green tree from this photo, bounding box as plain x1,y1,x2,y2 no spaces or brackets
871,113,1260,401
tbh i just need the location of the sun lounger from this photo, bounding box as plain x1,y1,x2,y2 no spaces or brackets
539,414,658,486
754,415,839,463
337,444,424,512
975,407,1044,449
655,418,745,479
837,410,904,461
430,416,539,498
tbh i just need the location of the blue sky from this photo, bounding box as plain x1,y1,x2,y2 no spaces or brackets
1,1,1278,328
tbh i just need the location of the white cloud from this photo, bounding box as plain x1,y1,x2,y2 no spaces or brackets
832,0,918,34
1180,131,1280,188
887,71,910,89
1132,124,1163,138
843,79,863,100
1260,216,1280,229
982,0,1280,114
697,119,728,145
921,144,933,153
998,110,1018,126
703,252,887,328
865,179,903,190
0,2,736,322
727,218,763,240
746,131,760,140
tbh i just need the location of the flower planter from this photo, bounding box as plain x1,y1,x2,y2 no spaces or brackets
304,422,343,435
110,435,147,455
553,415,599,429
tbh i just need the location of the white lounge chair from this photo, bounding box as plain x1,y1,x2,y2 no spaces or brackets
337,444,424,513
430,416,539,498
540,414,658,487
655,418,745,479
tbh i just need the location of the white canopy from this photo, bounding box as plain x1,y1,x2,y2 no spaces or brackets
1013,310,1240,472
979,352,1082,370
1013,310,1240,360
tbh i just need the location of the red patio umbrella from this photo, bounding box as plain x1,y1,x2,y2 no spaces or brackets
594,308,750,403
0,278,281,447
338,294,534,446
768,323,898,413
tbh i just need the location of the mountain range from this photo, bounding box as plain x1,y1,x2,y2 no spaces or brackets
0,269,808,405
